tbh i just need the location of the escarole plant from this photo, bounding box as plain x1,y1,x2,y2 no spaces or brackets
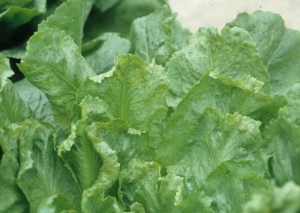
1,0,300,212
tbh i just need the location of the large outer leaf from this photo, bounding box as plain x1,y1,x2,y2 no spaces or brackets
157,108,267,196
167,27,270,108
17,120,81,213
0,126,29,213
39,0,94,49
161,74,285,164
129,5,176,65
18,28,95,129
77,55,169,138
264,84,300,186
227,11,300,95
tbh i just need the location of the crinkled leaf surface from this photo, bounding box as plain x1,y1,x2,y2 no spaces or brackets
130,5,176,65
167,26,270,108
17,120,81,213
158,108,267,196
161,74,285,163
18,28,95,129
227,11,300,95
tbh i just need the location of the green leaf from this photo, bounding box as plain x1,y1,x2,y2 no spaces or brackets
243,182,300,213
94,0,120,12
39,0,94,49
129,5,176,65
166,27,270,108
0,125,29,213
264,84,300,186
17,120,81,213
18,28,95,130
83,33,131,74
77,55,169,138
227,11,300,95
157,108,267,196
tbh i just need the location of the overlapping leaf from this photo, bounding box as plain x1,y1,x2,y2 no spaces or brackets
227,11,300,95
167,26,270,108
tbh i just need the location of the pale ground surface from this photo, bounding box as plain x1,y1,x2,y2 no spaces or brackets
168,0,300,32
